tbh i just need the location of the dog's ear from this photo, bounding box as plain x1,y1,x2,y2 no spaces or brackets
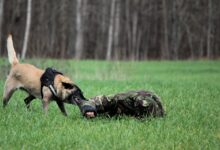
62,82,74,89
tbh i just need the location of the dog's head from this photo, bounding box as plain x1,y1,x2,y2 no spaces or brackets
54,75,86,103
54,75,97,117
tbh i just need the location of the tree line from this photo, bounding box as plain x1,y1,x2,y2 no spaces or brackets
0,0,220,60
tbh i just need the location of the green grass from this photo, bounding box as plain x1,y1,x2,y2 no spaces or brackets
0,58,219,149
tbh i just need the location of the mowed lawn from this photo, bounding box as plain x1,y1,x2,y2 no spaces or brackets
0,58,219,150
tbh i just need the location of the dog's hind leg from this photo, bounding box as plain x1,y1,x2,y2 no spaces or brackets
3,79,17,108
3,88,16,107
24,95,35,109
56,101,67,116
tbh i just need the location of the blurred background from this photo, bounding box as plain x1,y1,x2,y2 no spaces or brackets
0,0,220,60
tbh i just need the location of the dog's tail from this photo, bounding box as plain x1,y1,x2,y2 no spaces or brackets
7,34,19,66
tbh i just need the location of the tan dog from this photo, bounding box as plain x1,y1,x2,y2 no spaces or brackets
3,35,86,116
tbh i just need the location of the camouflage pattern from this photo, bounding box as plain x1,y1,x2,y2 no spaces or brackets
80,90,165,118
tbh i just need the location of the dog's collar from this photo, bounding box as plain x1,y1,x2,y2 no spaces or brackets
40,68,63,100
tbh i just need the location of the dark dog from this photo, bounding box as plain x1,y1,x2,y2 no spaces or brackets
2,35,86,116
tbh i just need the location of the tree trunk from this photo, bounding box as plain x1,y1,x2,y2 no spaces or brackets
186,25,192,58
207,0,213,59
171,1,178,60
113,0,120,60
162,0,169,59
60,0,68,58
75,0,85,59
125,0,132,59
106,0,116,60
95,1,108,59
131,11,138,60
50,1,57,57
22,0,32,59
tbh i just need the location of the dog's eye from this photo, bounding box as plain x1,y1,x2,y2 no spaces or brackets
62,82,74,89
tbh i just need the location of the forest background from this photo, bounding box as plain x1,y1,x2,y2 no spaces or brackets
0,0,220,60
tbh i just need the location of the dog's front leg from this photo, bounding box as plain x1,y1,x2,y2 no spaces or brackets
41,87,52,114
42,98,50,114
56,101,67,116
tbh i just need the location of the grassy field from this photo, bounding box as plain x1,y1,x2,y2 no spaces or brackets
0,58,219,149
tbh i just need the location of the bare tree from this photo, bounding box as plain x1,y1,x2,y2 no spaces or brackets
21,0,32,59
113,0,120,59
162,0,169,59
106,0,116,60
75,0,86,59
59,0,68,58
207,0,213,59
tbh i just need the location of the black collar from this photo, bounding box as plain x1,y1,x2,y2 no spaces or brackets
40,68,63,100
